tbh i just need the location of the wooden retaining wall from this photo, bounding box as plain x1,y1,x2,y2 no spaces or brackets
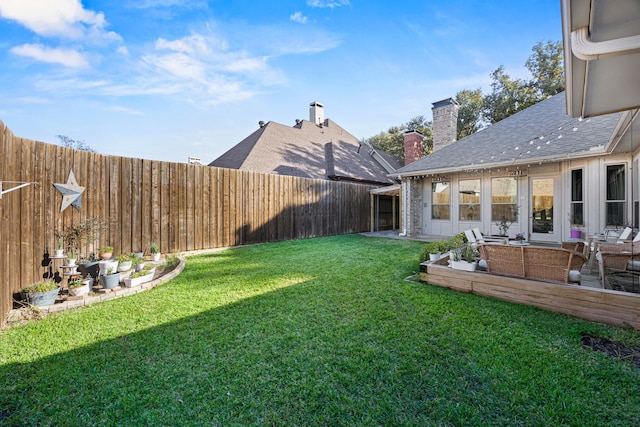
0,120,372,326
420,261,640,330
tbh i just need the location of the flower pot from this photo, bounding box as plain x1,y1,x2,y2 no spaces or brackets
68,282,90,297
54,249,64,257
151,253,161,262
24,287,60,306
570,229,582,239
67,258,76,266
451,261,477,272
124,271,154,288
98,260,119,276
100,272,121,289
78,261,99,279
99,252,113,260
117,261,132,272
429,252,441,261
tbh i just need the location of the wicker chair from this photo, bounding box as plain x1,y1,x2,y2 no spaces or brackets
598,243,640,288
561,241,586,256
479,244,586,284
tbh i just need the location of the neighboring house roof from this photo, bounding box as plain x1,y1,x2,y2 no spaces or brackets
209,118,402,185
392,92,624,177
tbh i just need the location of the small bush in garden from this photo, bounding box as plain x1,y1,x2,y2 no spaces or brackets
21,280,58,293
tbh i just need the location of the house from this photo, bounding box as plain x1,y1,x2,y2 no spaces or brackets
391,92,638,244
209,101,404,230
209,101,402,185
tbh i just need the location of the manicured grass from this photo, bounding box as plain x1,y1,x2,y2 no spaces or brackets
1,234,639,426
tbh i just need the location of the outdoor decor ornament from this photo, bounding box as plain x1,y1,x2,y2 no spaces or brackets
53,170,85,212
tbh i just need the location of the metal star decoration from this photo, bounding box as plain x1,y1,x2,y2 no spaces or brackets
53,170,85,212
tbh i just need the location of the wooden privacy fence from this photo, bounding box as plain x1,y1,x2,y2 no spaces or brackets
0,120,372,326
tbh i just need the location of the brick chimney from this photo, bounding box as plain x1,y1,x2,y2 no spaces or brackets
309,101,324,125
431,98,459,151
403,130,423,165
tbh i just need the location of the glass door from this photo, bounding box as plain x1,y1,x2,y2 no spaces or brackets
530,177,558,242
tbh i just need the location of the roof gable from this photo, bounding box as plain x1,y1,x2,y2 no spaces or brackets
393,93,623,176
210,118,400,185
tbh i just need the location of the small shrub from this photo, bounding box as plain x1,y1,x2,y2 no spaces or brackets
21,280,58,293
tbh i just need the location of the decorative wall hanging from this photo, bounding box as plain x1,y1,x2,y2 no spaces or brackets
53,170,85,212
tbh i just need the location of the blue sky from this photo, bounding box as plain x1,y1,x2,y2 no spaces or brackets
0,0,562,164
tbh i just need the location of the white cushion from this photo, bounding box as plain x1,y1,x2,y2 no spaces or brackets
568,270,581,283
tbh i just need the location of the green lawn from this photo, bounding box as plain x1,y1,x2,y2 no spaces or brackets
1,234,639,426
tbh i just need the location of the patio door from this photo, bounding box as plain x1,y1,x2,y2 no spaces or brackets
530,177,559,242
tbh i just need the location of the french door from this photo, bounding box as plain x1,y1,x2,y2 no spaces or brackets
530,177,559,242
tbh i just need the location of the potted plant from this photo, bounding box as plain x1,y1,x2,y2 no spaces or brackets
132,254,144,272
116,254,133,272
21,280,60,306
451,244,478,271
568,214,583,238
67,250,77,266
124,267,155,288
98,246,114,260
54,237,65,257
77,254,100,280
59,217,112,261
150,242,160,262
494,206,520,237
514,232,525,243
423,241,442,261
68,277,91,297
99,267,121,289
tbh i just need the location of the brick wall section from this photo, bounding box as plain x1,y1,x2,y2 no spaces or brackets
401,178,423,236
403,130,423,165
432,98,459,152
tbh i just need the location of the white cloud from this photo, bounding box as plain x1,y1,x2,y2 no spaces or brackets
307,0,349,8
10,43,90,68
144,51,206,80
0,0,121,44
290,11,307,24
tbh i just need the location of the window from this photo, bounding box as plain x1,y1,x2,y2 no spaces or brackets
606,164,626,226
459,179,480,221
431,182,450,220
491,177,517,222
570,169,584,226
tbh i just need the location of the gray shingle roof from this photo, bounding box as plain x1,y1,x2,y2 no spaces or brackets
393,92,622,176
209,118,401,185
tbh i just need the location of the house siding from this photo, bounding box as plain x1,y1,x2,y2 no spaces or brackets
402,151,640,242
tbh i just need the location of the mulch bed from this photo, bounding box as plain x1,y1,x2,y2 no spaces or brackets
581,332,640,369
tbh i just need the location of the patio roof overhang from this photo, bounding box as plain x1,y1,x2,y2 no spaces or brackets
562,0,640,118
370,184,400,196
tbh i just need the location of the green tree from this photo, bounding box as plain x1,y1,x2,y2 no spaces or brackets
482,66,539,124
455,88,484,139
525,40,565,97
367,116,432,159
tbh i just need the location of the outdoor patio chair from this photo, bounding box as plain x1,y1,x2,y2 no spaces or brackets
464,229,479,248
562,241,586,255
472,228,508,244
598,245,640,288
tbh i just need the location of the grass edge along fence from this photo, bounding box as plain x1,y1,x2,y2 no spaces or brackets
0,119,372,327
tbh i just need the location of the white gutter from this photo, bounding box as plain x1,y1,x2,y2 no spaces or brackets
571,27,640,61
